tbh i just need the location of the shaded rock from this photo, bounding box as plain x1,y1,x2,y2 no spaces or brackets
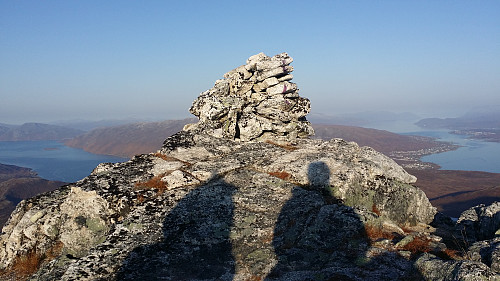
416,253,500,281
456,202,500,243
468,237,500,274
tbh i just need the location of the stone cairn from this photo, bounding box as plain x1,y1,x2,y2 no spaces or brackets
184,52,314,142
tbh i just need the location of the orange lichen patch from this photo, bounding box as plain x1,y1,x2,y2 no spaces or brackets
0,241,63,281
264,140,298,151
268,171,292,181
364,224,396,241
134,174,168,194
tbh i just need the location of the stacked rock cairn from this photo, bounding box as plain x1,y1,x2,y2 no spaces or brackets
184,52,315,142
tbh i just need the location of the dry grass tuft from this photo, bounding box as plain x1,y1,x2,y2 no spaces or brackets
246,276,263,281
153,152,179,162
401,236,432,254
134,174,168,194
436,248,462,260
364,224,396,241
268,171,292,181
0,241,63,281
264,140,298,151
371,204,381,216
11,250,41,280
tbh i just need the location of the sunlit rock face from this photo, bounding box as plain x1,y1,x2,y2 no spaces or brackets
184,52,314,142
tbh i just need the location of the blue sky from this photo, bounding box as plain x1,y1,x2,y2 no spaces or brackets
1,1,499,124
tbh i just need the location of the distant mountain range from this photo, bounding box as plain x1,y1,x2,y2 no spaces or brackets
0,123,84,141
415,110,500,130
308,111,421,127
64,119,196,157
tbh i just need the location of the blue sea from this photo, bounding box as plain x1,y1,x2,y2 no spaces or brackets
370,120,500,174
404,130,500,173
0,141,127,182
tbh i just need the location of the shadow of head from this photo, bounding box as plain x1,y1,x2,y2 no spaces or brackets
308,161,330,187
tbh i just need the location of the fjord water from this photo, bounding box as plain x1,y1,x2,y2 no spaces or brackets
0,141,127,182
362,119,500,173
408,130,500,173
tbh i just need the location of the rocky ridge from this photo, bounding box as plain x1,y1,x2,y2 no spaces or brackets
0,53,499,280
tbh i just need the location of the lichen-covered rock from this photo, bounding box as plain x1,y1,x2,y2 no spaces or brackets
468,237,500,274
184,52,314,142
456,202,500,243
416,253,500,281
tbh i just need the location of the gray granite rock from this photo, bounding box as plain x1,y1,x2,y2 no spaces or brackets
185,52,314,142
457,202,500,243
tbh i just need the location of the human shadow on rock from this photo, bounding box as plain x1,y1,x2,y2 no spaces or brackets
117,176,236,280
266,161,424,281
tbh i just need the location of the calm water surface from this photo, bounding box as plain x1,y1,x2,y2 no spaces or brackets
405,130,500,173
0,141,127,182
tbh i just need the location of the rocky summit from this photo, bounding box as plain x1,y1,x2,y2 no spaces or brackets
184,52,314,142
1,53,500,281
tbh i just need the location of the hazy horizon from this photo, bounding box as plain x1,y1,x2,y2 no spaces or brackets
1,1,499,125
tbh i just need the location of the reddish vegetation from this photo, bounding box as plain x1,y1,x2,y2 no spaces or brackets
364,224,396,241
408,169,500,217
153,152,179,162
0,241,63,281
438,248,462,260
134,174,168,194
371,204,381,216
401,236,433,254
136,193,145,203
268,171,292,181
264,140,298,151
